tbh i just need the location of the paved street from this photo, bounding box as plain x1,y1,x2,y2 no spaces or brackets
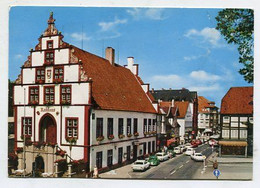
100,144,214,179
129,144,213,179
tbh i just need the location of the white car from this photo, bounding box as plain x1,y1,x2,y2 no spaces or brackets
156,152,169,161
132,160,150,171
191,153,206,162
185,148,195,156
174,147,182,154
184,143,192,149
179,145,186,152
209,139,218,146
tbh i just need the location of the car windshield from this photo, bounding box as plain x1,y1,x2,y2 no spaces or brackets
135,162,144,165
156,153,163,156
196,154,202,156
174,148,179,150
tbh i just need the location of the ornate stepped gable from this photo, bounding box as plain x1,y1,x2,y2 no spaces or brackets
15,12,156,113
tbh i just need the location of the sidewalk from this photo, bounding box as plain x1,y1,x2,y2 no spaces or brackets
99,163,133,179
193,152,253,180
208,152,253,164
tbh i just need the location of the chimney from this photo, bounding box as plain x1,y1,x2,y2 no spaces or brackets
151,88,154,93
127,57,134,68
171,99,175,107
105,47,115,65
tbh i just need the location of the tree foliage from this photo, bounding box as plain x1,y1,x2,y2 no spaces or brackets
216,9,254,83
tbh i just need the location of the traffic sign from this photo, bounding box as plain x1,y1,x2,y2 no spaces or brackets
213,169,221,178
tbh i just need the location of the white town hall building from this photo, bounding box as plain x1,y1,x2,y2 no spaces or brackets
13,13,158,176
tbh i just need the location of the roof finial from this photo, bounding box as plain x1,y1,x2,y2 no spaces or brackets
43,11,58,36
48,11,55,24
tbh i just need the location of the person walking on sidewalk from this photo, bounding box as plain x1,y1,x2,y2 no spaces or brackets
213,160,218,169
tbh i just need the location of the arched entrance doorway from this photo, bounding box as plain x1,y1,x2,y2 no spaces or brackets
33,155,45,177
39,114,57,143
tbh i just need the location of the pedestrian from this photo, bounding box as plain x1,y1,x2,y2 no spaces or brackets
93,165,99,178
213,160,218,169
164,145,168,154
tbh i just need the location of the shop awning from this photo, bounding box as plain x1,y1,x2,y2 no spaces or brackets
203,129,212,133
210,134,220,139
219,141,248,147
167,138,176,146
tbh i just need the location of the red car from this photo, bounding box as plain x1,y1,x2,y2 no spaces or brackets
195,139,202,145
191,140,198,148
191,143,198,148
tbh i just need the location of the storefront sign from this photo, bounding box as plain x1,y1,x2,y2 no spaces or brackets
40,108,55,112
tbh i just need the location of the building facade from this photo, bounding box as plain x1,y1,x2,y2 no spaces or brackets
197,96,219,137
219,87,253,157
13,13,157,176
151,88,198,138
157,102,180,148
158,101,192,144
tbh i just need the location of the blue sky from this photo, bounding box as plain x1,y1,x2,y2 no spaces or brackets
9,7,252,107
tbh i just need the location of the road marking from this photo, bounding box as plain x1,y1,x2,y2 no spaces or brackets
186,160,189,164
179,165,183,169
170,170,176,175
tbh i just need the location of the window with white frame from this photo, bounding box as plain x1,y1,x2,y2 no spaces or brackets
66,118,78,139
21,117,32,137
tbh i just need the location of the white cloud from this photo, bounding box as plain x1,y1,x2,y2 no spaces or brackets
127,8,167,20
184,49,211,61
70,32,91,41
98,18,127,32
184,27,221,46
150,69,232,95
184,55,198,61
189,84,221,92
14,54,23,59
189,70,221,81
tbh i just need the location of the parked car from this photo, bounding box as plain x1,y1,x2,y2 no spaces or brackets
179,145,186,152
184,143,192,149
167,150,176,158
209,139,218,146
148,155,160,166
174,147,182,154
190,153,206,162
132,160,150,171
191,141,198,148
156,152,169,161
195,139,202,145
185,148,195,156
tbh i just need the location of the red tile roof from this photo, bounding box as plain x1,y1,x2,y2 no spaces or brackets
220,87,253,115
198,96,210,113
72,45,156,113
159,101,189,118
174,101,189,118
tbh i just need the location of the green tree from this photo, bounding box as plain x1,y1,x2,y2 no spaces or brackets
216,9,254,83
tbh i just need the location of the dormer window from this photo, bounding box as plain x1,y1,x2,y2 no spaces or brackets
45,50,54,65
47,40,53,49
